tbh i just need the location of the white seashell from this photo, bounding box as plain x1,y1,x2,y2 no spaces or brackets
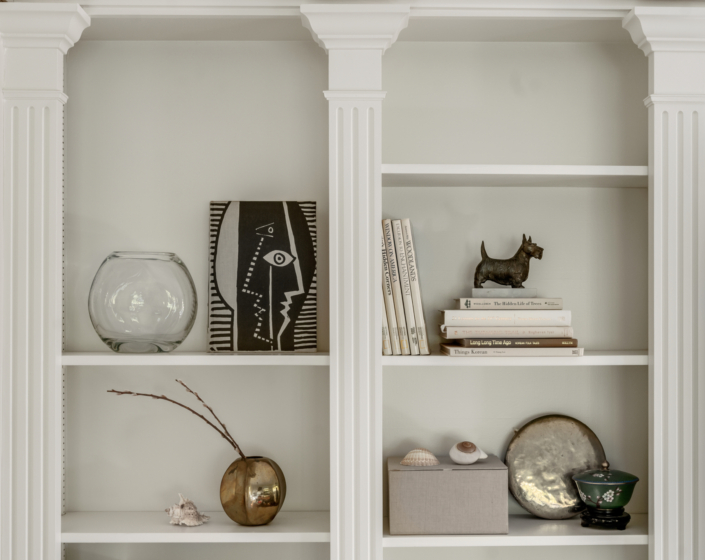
165,493,211,527
449,441,488,465
400,448,440,466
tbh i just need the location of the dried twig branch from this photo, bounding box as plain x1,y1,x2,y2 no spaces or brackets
107,388,246,461
176,379,245,460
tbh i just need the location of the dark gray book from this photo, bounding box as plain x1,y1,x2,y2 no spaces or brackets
453,338,578,348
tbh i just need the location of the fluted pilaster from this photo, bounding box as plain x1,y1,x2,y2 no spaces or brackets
625,8,705,560
0,5,90,560
326,90,385,560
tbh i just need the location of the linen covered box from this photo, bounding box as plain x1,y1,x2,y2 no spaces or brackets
388,454,508,535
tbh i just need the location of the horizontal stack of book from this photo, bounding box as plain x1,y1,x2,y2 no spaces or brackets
382,219,429,356
440,288,583,357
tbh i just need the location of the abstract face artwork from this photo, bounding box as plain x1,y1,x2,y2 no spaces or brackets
208,201,317,352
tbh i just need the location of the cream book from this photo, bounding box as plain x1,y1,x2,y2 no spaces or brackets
456,298,563,310
441,344,584,357
392,219,420,355
401,219,430,355
441,325,574,339
383,219,410,355
382,232,401,355
382,297,392,356
440,310,571,328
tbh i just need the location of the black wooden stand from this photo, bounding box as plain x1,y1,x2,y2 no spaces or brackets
580,507,631,530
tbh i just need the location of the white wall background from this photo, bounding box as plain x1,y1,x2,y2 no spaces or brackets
383,42,647,165
64,40,329,560
381,41,648,560
65,40,329,353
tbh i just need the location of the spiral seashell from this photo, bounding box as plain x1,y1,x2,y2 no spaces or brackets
449,441,488,465
400,448,440,467
165,493,210,527
457,441,477,454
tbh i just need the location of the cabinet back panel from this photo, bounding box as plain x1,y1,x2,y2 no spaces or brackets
65,367,329,512
384,186,648,351
64,41,330,514
65,40,329,353
384,366,648,516
383,42,647,165
382,187,648,518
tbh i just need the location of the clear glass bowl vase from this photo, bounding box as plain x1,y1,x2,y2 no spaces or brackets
88,252,197,353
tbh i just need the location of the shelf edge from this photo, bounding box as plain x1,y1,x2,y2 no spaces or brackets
381,164,649,177
382,351,648,367
62,352,331,367
382,514,648,548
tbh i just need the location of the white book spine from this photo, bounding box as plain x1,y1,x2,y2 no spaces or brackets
401,219,429,355
441,326,574,339
455,298,563,310
441,310,571,328
392,219,420,355
382,231,402,355
382,296,392,356
441,345,584,357
383,219,410,355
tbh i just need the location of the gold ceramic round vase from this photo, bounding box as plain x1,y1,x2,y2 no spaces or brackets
220,456,286,526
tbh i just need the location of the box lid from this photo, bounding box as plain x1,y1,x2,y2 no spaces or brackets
387,454,507,471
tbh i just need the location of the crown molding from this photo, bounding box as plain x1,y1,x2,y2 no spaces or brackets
409,7,628,19
0,4,90,54
2,90,69,104
644,94,705,108
300,5,410,53
623,7,705,56
324,91,387,100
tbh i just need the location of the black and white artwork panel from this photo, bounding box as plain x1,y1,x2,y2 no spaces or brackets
208,201,317,352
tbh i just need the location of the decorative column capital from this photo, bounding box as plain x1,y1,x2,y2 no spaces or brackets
300,4,409,54
0,3,90,54
624,7,705,100
623,7,705,57
0,3,90,101
301,5,409,92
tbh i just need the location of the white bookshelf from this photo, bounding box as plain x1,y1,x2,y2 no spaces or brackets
3,3,704,560
382,164,648,188
61,511,330,544
383,514,648,548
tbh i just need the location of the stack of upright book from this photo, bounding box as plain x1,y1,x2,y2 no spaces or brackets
381,219,430,356
439,288,583,357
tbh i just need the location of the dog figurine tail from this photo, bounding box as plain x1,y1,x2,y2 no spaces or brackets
480,240,487,260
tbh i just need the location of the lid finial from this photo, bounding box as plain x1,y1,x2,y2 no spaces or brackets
602,461,610,471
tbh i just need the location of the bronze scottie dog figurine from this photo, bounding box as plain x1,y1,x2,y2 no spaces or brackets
474,234,544,288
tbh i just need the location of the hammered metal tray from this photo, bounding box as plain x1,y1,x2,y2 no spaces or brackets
505,414,606,520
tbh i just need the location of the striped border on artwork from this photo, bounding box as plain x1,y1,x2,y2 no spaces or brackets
208,202,235,352
294,202,317,351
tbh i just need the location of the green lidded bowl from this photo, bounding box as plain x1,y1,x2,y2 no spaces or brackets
572,461,639,510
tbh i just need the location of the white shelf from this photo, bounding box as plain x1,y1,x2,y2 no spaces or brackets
61,511,330,544
383,513,648,547
382,350,648,367
382,164,648,188
62,352,330,367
